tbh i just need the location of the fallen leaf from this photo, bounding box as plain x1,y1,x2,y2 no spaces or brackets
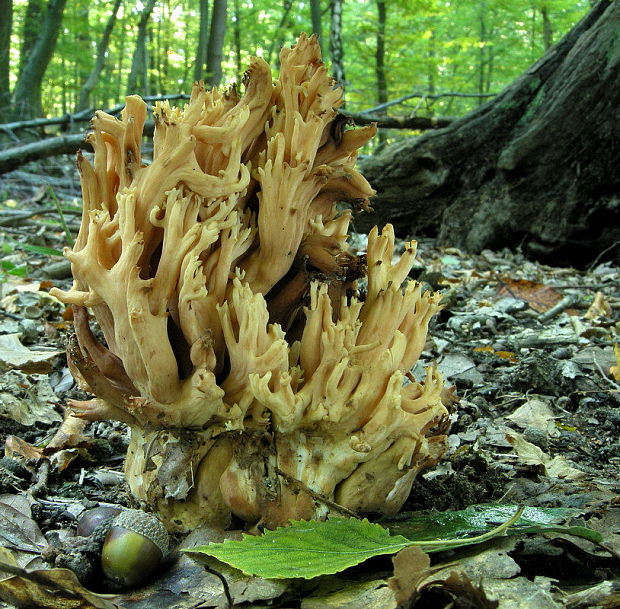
0,494,46,558
417,538,518,608
0,334,62,374
0,372,62,428
6,415,93,472
5,436,44,461
506,433,585,479
388,546,431,606
46,415,89,452
473,346,518,362
497,278,562,313
584,291,612,320
611,344,620,381
301,578,397,609
0,564,124,609
506,398,559,437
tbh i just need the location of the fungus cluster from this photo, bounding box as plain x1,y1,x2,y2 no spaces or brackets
51,35,449,532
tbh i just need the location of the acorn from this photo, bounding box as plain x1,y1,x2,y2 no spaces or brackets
100,509,169,587
76,506,122,537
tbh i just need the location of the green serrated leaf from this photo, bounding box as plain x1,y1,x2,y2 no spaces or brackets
185,518,411,579
386,504,579,543
184,505,602,581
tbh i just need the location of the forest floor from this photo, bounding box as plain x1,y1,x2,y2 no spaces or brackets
0,162,618,609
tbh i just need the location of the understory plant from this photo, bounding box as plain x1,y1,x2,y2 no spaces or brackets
51,34,449,532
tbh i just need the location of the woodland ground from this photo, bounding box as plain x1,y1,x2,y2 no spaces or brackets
0,159,618,609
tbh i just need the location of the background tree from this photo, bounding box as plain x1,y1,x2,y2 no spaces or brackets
232,0,243,77
194,0,210,83
330,0,346,90
18,0,46,79
265,1,295,65
0,0,11,111
310,0,324,56
76,0,123,111
126,0,157,95
10,0,67,120
205,0,228,86
359,0,620,266
375,0,387,147
0,0,593,148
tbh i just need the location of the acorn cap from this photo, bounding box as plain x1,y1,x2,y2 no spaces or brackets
110,509,169,556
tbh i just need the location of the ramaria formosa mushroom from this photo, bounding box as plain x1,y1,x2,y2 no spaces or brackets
51,34,449,532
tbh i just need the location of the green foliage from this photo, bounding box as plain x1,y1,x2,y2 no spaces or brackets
19,243,64,257
385,503,602,544
8,0,591,124
185,505,601,579
0,260,28,279
188,518,411,579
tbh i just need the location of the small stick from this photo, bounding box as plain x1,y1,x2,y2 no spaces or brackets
275,468,360,519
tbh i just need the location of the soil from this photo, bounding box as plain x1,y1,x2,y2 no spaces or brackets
0,163,618,608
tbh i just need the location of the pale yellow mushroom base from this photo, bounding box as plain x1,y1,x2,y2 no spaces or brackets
51,34,449,532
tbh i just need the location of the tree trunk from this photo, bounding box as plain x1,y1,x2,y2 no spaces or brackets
358,1,620,267
232,0,242,78
11,0,67,120
205,0,228,87
18,0,45,79
329,0,345,89
541,6,553,50
310,0,324,56
0,0,11,111
266,0,293,66
193,0,210,83
375,0,387,148
76,0,122,112
126,0,157,95
73,4,91,111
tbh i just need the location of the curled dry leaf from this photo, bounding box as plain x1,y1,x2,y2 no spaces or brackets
388,545,432,606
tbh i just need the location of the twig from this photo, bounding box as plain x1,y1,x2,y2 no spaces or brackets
537,294,576,322
29,460,50,498
275,468,360,518
587,240,620,271
592,357,620,391
364,91,498,114
0,560,81,596
47,185,74,246
200,564,233,609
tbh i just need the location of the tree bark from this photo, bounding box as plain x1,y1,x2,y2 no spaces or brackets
310,0,324,57
76,0,123,112
232,0,242,78
375,0,387,147
0,0,12,111
126,0,157,95
18,0,45,79
358,1,620,267
11,0,68,120
194,0,210,82
205,0,228,87
541,6,553,49
329,0,345,89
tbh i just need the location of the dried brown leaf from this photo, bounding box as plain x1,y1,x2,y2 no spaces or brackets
497,278,562,313
388,545,431,606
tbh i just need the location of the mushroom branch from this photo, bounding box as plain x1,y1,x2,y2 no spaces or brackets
51,34,449,532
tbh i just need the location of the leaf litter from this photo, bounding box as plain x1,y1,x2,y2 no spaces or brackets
0,173,618,608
